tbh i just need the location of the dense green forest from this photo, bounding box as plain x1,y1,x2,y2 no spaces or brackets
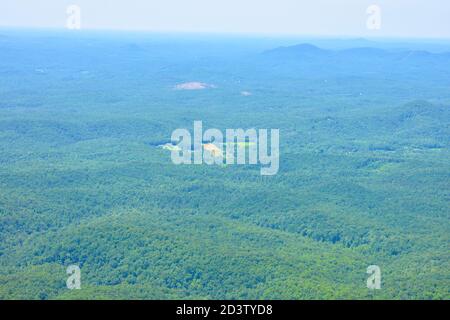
0,31,449,299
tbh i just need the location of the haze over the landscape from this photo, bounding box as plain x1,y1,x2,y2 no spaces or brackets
1,0,450,38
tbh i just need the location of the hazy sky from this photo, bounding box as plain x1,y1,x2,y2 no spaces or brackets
1,0,449,38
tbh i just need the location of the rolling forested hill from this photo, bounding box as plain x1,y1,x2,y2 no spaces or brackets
0,31,449,299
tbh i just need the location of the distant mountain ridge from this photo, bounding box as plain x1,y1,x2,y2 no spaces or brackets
262,43,450,61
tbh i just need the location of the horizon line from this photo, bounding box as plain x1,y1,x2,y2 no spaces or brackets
1,25,450,42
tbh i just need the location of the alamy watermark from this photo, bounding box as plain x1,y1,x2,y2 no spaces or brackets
366,5,382,30
66,5,82,30
367,265,381,290
168,121,279,176
66,265,81,290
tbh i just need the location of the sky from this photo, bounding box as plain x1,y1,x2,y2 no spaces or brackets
1,0,450,38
